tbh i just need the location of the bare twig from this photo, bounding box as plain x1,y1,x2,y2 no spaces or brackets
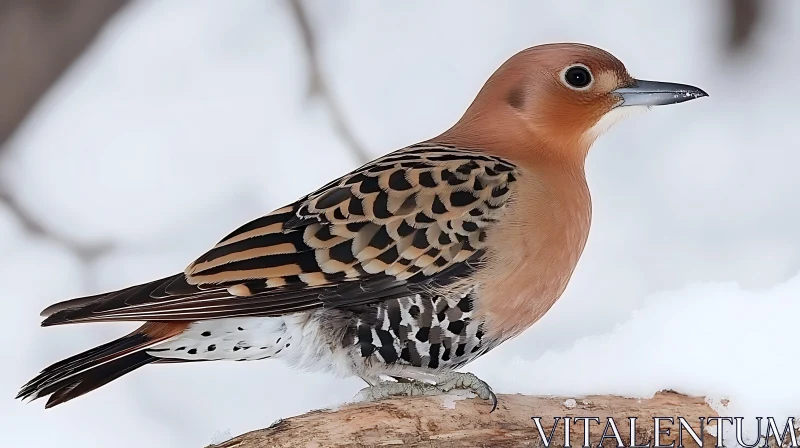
287,0,371,164
0,189,112,264
725,0,763,54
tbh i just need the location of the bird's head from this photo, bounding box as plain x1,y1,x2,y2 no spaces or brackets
438,43,707,164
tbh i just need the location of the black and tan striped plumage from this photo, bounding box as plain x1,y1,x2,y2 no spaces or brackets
19,43,706,409
40,144,517,324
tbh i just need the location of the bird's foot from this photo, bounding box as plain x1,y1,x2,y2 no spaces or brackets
354,371,497,412
433,371,497,412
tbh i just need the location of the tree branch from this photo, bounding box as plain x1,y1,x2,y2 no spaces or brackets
287,0,371,164
0,0,128,146
209,391,719,448
0,190,112,263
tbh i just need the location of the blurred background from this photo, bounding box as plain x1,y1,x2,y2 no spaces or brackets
2,1,799,447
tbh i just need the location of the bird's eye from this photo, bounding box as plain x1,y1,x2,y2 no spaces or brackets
563,65,592,89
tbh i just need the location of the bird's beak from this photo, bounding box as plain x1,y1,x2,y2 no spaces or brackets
612,79,708,107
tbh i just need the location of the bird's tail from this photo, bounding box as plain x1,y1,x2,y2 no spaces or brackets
17,322,188,408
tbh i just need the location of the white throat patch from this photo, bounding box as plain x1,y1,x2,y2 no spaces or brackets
584,105,650,143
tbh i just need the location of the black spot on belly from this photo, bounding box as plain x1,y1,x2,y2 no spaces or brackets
400,346,410,362
376,329,394,348
201,331,211,337
416,327,429,342
361,343,376,357
428,344,440,368
233,346,240,351
188,348,197,355
436,306,448,322
447,320,465,336
358,324,376,358
375,329,397,364
175,346,186,351
457,295,473,312
207,344,216,352
358,323,373,343
379,344,398,364
387,302,402,334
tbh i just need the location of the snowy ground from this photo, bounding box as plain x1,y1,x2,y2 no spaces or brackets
3,1,800,447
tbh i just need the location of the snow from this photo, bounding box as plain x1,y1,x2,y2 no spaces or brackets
3,0,800,447
476,275,800,439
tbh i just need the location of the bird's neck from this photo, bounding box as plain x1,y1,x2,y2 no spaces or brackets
432,103,593,168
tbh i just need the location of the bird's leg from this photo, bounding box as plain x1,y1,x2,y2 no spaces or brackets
354,371,497,412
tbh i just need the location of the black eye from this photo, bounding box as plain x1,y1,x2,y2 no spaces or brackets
564,66,592,88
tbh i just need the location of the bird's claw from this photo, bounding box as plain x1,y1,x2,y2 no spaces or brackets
434,371,497,412
354,371,497,413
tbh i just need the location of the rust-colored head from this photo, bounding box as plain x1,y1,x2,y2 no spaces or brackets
435,43,707,166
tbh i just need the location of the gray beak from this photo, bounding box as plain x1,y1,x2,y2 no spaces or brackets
612,79,708,107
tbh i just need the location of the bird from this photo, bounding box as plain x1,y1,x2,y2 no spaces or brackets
18,43,706,410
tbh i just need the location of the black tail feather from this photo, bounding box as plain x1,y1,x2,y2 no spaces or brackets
18,332,158,408
39,351,156,408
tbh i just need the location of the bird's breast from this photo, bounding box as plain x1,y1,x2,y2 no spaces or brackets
474,165,591,340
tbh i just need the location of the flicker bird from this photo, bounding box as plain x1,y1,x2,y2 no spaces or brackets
18,43,706,410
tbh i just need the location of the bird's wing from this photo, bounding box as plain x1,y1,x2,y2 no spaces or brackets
42,144,518,325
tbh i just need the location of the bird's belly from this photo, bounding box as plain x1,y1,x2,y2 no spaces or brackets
347,285,492,374
147,316,296,362
146,286,493,378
